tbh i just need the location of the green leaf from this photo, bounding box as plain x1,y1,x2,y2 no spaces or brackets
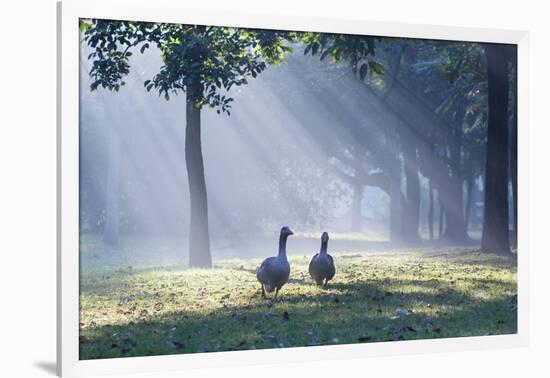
311,42,319,55
79,20,92,33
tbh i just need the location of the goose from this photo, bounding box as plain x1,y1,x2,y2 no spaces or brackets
309,232,335,287
256,226,293,299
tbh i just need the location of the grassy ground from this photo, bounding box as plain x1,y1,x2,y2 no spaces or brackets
79,249,517,359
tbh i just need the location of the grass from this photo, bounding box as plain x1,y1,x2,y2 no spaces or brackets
79,248,517,359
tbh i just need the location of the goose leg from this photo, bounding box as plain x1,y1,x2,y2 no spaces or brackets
274,287,279,299
261,284,266,299
323,279,328,288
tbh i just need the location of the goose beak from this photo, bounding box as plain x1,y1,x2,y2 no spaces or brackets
288,229,294,235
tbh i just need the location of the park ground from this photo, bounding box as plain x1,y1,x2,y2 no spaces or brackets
79,239,517,359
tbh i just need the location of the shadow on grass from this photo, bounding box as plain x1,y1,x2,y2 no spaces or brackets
79,277,517,360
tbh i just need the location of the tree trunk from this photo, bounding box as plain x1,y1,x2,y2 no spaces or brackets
464,176,474,236
351,181,363,232
186,81,212,268
389,160,403,244
402,141,420,242
481,44,511,255
442,105,468,243
103,126,120,247
443,179,468,242
510,49,518,247
428,179,434,241
438,194,445,240
511,123,518,247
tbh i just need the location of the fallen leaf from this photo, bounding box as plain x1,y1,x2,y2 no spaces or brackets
154,303,164,312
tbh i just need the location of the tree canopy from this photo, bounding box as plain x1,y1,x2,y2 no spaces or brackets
81,19,293,112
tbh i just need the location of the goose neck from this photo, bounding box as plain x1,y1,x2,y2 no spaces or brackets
320,241,328,255
278,234,289,259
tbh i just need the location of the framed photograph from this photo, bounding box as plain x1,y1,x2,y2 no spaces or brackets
57,0,529,376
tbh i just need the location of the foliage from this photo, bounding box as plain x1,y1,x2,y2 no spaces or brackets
81,19,293,113
413,41,487,125
410,41,489,177
80,248,517,359
301,32,383,80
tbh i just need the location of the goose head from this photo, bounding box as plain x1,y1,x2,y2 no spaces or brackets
280,226,294,237
278,226,294,259
321,232,329,243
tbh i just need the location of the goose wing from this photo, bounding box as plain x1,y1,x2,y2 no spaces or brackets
309,253,325,284
309,253,320,275
257,257,276,284
326,254,336,280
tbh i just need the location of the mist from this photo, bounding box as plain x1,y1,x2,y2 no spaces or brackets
79,36,512,268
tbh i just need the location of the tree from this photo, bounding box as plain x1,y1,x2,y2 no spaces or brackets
481,43,513,255
408,41,490,242
509,51,518,247
300,33,404,236
82,20,291,267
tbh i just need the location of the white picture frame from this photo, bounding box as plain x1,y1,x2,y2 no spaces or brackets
57,0,530,376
